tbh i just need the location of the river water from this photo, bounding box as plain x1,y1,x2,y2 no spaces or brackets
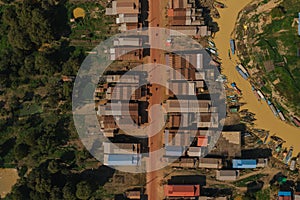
213,0,300,154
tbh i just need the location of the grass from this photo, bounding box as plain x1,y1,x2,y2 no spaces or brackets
18,102,42,117
233,174,267,187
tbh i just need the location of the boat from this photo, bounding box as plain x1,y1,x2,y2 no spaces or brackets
214,1,226,8
267,100,278,117
277,110,286,121
235,65,249,80
251,85,261,101
263,132,269,144
205,47,218,56
293,117,300,127
208,40,215,48
230,39,235,54
237,64,249,77
230,82,242,95
284,146,293,165
257,90,266,101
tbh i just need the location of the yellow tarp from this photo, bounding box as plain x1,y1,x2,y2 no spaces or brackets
73,7,86,19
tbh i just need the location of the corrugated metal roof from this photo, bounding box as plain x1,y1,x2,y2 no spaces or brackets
165,146,184,156
232,159,257,169
105,154,141,166
164,185,200,197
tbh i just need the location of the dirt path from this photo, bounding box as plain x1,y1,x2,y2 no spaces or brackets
213,0,300,155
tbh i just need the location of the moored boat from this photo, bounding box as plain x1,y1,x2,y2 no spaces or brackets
277,110,286,121
251,85,261,101
230,39,235,54
267,100,278,117
236,65,249,80
257,90,266,101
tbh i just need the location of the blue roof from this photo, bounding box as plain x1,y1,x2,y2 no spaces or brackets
165,146,184,157
107,154,141,166
278,191,291,196
232,159,257,169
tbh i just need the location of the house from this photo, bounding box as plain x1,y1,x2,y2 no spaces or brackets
187,147,202,157
216,170,239,181
166,52,204,71
197,136,208,147
166,81,196,96
105,0,140,15
232,159,257,169
170,25,211,37
110,47,142,61
106,74,140,84
125,191,141,199
167,113,197,128
197,112,219,128
278,191,292,200
113,37,142,47
165,130,191,147
105,0,141,31
199,158,222,169
294,192,300,200
100,115,117,130
165,146,185,157
170,157,198,168
103,142,140,154
257,158,268,168
104,154,141,166
108,84,142,100
165,99,213,113
164,184,200,197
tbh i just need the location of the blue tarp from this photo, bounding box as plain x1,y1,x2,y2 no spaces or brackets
107,154,141,166
232,159,257,169
278,191,291,196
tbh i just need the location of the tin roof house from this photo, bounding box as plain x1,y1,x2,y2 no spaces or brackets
232,159,257,169
164,184,200,197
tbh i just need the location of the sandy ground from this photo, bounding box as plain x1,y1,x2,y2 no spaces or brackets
0,168,19,198
213,0,300,154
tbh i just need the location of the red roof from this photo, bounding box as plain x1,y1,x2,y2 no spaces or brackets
279,197,292,200
168,9,174,17
164,185,200,197
197,136,208,147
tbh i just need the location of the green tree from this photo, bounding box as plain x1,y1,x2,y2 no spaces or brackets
76,181,92,200
63,182,77,200
14,143,29,159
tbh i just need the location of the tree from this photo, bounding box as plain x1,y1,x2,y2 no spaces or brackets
63,182,76,200
76,181,93,200
14,143,29,160
47,160,61,174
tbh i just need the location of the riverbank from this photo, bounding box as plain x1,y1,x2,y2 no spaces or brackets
0,168,19,198
213,0,300,154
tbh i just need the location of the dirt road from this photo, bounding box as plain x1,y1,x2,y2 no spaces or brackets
213,0,300,154
146,0,169,199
